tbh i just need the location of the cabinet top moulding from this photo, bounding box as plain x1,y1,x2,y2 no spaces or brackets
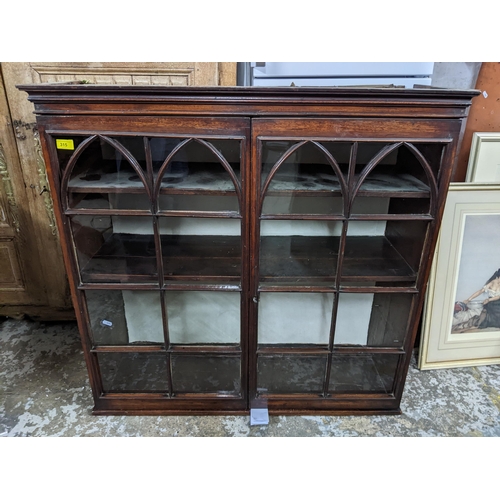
18,85,480,119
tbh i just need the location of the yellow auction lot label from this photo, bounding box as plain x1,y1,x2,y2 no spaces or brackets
56,139,75,150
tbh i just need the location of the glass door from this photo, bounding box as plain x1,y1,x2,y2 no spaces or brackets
54,118,250,411
253,137,347,403
250,120,446,412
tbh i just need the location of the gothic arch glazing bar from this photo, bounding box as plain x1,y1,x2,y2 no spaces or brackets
259,140,349,216
61,134,151,212
154,138,242,211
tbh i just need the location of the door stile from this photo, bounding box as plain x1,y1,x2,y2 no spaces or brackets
42,128,105,403
239,122,252,407
248,122,261,408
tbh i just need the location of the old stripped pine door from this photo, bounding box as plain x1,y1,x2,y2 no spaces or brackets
0,63,236,320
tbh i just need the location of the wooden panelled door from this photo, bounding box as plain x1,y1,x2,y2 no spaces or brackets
0,62,236,320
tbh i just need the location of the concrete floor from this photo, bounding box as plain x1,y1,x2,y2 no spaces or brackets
1,317,500,437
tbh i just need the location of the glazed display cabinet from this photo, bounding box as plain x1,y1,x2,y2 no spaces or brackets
19,85,478,415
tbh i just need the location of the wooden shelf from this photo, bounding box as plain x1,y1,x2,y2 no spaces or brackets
158,168,237,195
355,173,430,197
264,172,429,198
69,167,427,199
69,170,146,193
79,233,415,284
68,164,239,196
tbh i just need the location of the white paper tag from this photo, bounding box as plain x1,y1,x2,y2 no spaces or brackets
250,408,269,426
101,320,113,327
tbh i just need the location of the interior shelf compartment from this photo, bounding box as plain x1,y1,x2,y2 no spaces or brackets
161,235,241,280
255,352,401,395
342,236,417,279
260,235,416,283
79,232,416,284
78,233,241,283
79,233,158,283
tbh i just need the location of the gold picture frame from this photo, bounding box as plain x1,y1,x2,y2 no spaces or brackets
419,183,500,370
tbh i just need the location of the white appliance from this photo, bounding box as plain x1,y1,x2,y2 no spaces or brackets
249,62,434,88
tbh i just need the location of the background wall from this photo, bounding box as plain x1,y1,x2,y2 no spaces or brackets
454,62,500,181
431,63,482,89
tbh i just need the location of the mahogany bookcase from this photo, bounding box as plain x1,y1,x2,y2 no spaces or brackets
19,85,478,415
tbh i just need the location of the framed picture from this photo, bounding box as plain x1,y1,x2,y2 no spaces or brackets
419,183,500,370
466,132,500,183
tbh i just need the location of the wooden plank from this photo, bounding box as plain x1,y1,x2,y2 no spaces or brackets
18,85,479,119
367,294,413,347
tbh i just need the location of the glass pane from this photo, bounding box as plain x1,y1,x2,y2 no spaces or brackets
159,217,240,284
171,355,241,394
63,136,149,210
333,293,376,346
86,290,164,345
258,293,333,345
351,142,441,216
329,354,399,394
71,215,157,283
114,137,148,170
150,137,183,175
351,196,430,217
340,221,428,285
166,291,240,344
151,138,241,180
413,143,444,178
54,136,87,171
263,195,343,216
155,139,241,212
260,140,296,188
334,293,413,347
261,141,348,216
260,220,341,285
98,353,168,392
69,192,151,211
257,355,326,394
208,139,242,182
159,194,239,213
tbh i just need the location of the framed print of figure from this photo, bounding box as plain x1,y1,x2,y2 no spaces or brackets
419,184,500,369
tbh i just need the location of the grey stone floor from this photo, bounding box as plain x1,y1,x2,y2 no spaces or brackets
1,317,500,437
